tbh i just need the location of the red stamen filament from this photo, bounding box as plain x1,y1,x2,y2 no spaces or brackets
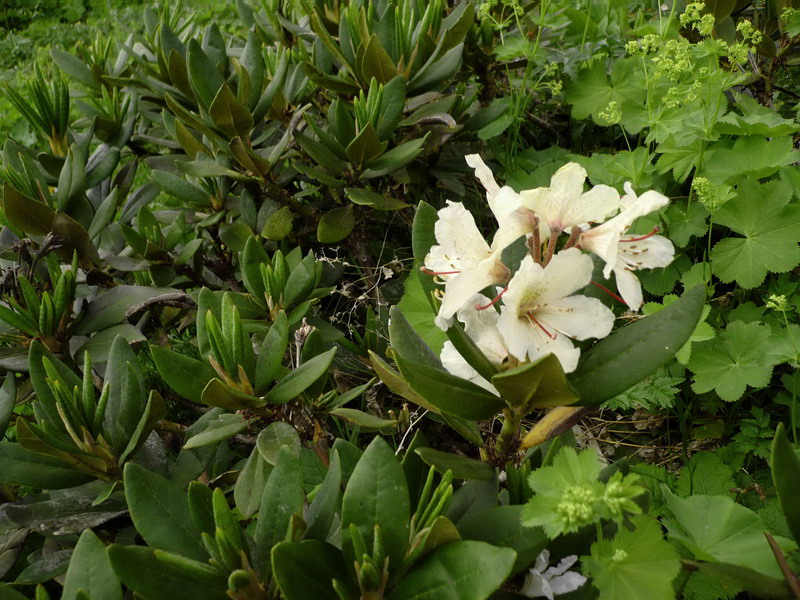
420,266,461,276
475,287,508,310
527,312,557,340
620,226,659,243
591,281,626,305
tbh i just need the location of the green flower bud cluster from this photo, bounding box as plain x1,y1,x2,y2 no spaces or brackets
522,447,645,538
597,100,622,125
692,176,734,212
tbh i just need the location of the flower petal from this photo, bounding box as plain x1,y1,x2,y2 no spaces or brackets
546,555,579,577
491,206,537,252
521,571,555,600
621,185,669,216
618,234,674,270
536,295,615,341
466,154,501,201
435,256,509,330
579,221,624,279
613,265,645,312
457,295,508,366
548,572,587,595
559,184,620,231
440,341,499,394
549,162,587,208
428,202,492,271
537,249,594,304
535,550,551,573
497,307,581,372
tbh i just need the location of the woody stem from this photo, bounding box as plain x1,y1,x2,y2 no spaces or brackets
495,407,524,460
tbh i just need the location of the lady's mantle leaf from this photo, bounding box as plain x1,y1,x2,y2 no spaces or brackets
703,136,799,184
710,180,800,288
688,321,775,402
665,493,797,579
582,515,680,600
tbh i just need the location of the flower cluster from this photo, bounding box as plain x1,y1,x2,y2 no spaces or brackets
521,447,644,538
424,156,674,379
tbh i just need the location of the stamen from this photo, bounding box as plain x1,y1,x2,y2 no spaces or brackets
420,266,461,276
475,287,507,310
620,226,659,243
527,312,557,340
591,281,626,305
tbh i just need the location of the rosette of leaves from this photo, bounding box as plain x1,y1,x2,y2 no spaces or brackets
151,290,338,411
294,75,428,242
116,13,300,170
0,338,162,491
272,437,517,600
0,254,78,358
104,433,523,600
116,204,203,287
239,237,335,324
250,0,475,95
371,202,706,466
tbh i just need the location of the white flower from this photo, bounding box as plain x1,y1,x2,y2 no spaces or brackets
440,294,508,394
497,250,614,373
521,550,587,600
465,154,541,251
579,182,674,311
519,163,620,235
423,202,510,330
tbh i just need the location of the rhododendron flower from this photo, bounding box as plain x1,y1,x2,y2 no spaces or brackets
579,182,674,311
520,550,587,600
440,294,508,394
465,154,538,249
497,250,614,373
519,163,620,235
423,202,510,330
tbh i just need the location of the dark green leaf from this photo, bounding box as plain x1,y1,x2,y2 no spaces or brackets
151,345,217,403
184,413,249,449
187,39,224,110
492,354,578,410
386,541,515,600
362,136,427,179
317,206,355,243
123,463,207,562
74,286,183,334
345,187,408,210
62,530,122,600
256,421,301,466
771,423,800,546
264,347,336,404
271,540,357,600
254,446,304,578
108,545,227,600
414,448,493,481
342,436,410,574
458,505,547,576
0,442,92,488
234,446,273,519
570,285,705,405
305,451,342,541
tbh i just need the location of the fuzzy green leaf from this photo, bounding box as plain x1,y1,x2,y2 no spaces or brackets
583,515,680,600
689,321,775,402
710,179,800,288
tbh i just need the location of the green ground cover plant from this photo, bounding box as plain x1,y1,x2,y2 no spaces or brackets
1,0,800,598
